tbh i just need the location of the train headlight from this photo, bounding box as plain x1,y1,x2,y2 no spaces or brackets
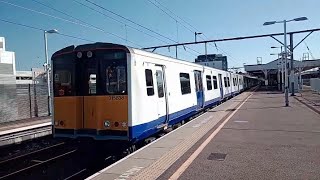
121,122,127,128
87,51,93,58
77,52,82,58
104,121,110,127
59,120,65,126
114,122,119,127
54,121,59,126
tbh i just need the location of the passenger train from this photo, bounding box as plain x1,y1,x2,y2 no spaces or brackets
52,43,259,143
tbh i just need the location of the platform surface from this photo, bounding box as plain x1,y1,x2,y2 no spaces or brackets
0,117,51,136
88,89,320,180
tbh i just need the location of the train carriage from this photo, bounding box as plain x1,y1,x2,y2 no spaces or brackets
52,43,258,143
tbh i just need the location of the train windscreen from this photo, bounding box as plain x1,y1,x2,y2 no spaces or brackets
52,54,75,97
99,50,127,95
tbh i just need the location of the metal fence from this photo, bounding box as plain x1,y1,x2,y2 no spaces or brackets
310,78,320,92
302,79,311,86
0,84,49,123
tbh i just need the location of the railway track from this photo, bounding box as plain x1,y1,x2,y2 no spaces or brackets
0,141,75,179
0,121,189,179
0,89,257,180
0,138,120,180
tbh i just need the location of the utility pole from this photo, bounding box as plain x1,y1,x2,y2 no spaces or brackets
205,42,207,61
175,46,178,59
284,21,289,106
290,33,295,96
44,31,51,115
195,32,202,42
43,29,58,115
281,46,284,92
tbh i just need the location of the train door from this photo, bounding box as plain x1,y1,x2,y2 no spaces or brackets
81,58,99,129
194,70,204,110
218,74,223,99
237,75,239,92
155,66,168,124
230,72,233,94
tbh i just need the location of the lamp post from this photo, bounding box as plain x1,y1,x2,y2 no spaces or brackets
44,29,58,115
263,17,308,107
194,32,202,42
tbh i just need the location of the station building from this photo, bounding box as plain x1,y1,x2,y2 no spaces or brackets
244,58,320,92
195,54,228,71
0,37,16,84
0,37,48,123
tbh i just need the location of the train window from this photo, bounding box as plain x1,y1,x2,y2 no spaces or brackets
106,66,127,94
180,73,191,95
55,70,71,85
89,73,97,94
225,77,227,87
206,75,212,90
145,69,154,96
54,70,73,96
227,77,230,87
212,76,218,89
156,70,164,98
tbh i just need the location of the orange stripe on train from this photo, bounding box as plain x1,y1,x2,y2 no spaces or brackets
54,95,128,131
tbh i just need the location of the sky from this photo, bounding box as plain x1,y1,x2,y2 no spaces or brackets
0,0,320,71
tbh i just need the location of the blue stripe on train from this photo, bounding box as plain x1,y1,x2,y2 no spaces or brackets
129,97,222,142
204,97,221,108
224,92,232,98
128,106,197,142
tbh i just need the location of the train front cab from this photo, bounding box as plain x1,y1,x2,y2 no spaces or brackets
52,44,130,141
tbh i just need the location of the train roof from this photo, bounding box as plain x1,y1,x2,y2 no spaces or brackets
129,47,244,75
51,42,258,79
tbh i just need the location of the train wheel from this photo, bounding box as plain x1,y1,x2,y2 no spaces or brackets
173,123,182,129
145,137,156,144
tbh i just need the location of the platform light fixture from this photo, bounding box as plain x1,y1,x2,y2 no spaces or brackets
44,29,58,116
263,17,308,107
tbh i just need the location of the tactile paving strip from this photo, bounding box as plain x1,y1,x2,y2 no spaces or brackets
131,93,250,180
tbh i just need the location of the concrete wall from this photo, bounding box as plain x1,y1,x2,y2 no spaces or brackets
0,84,48,123
310,78,320,92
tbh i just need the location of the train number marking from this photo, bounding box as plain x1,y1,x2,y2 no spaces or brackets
108,96,125,101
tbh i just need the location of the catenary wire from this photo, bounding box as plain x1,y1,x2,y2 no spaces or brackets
0,18,94,42
82,0,201,55
147,0,243,65
0,0,142,47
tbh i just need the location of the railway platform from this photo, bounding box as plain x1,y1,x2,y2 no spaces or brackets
0,117,51,146
87,88,320,180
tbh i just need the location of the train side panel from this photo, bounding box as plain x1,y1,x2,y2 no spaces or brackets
129,52,201,141
203,67,222,107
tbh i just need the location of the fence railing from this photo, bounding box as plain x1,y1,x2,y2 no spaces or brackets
0,84,49,123
310,78,320,92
